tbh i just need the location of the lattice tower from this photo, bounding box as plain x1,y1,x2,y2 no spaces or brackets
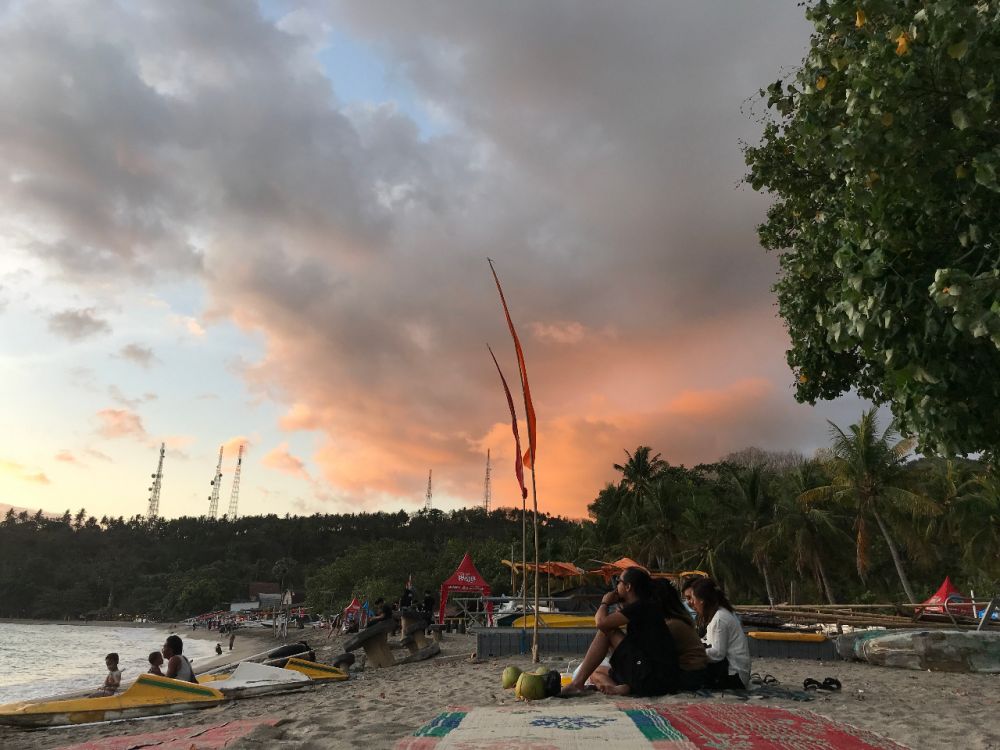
227,444,245,519
207,445,224,518
146,443,165,519
424,469,433,511
483,450,492,512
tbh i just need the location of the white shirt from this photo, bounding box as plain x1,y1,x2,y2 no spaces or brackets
704,608,751,687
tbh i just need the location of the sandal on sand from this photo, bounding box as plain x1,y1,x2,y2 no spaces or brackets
803,678,823,691
820,677,842,692
749,672,764,686
762,674,780,685
557,685,598,699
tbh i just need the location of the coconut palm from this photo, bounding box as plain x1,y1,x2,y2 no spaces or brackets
764,461,849,604
612,446,667,522
724,464,781,605
799,409,938,603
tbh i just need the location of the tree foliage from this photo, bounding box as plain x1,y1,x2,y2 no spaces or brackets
744,0,1000,455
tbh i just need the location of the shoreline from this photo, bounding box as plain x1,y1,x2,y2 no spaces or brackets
2,633,999,749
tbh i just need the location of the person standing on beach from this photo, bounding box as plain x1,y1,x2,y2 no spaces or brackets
162,634,198,683
229,631,236,651
422,590,435,618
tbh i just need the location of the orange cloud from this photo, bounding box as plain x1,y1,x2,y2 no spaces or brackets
55,450,79,464
95,408,146,439
0,459,51,485
262,443,310,480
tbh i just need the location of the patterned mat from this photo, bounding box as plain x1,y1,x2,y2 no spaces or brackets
56,718,279,749
396,703,909,749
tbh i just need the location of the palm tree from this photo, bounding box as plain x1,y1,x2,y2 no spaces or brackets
726,464,780,605
799,409,938,603
612,446,667,523
764,461,848,604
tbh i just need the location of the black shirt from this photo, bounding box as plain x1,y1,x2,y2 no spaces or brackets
611,598,679,695
401,589,414,608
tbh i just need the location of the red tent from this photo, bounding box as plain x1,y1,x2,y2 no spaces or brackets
342,596,366,627
921,576,973,616
438,552,494,625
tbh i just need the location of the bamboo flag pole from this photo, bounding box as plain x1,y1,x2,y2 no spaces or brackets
530,467,540,662
488,258,539,661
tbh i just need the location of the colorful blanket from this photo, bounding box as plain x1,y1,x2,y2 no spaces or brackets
56,718,279,749
397,703,909,749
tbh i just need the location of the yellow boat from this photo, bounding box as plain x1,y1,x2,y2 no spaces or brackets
283,658,349,681
747,631,829,643
0,674,224,728
511,613,596,628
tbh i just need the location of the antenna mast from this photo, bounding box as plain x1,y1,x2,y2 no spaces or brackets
483,450,492,512
227,444,245,519
146,442,165,519
207,446,224,518
424,469,433,511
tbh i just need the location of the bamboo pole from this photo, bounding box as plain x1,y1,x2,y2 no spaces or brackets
530,467,540,663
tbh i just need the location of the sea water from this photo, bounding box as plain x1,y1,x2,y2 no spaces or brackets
0,622,218,703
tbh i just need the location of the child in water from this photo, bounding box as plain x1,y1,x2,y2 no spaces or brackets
148,650,164,675
100,653,122,695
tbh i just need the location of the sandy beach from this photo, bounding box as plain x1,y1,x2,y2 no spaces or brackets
3,627,999,750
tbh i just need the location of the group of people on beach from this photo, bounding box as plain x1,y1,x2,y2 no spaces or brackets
562,568,750,697
98,635,198,695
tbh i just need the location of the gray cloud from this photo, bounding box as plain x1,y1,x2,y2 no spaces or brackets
1,1,867,513
118,343,157,368
47,307,111,340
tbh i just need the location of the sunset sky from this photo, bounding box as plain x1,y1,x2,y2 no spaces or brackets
0,1,870,521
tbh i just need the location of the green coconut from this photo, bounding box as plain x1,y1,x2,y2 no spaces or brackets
501,665,522,689
514,671,547,701
533,666,550,676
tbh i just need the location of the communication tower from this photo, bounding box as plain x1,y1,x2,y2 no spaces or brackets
483,450,492,512
227,444,245,519
424,469,433,511
207,446,224,518
146,442,165,519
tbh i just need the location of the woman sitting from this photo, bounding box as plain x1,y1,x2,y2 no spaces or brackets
561,567,679,697
687,578,751,689
654,579,708,690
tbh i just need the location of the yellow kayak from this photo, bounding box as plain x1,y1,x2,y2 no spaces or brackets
0,674,224,728
747,631,828,643
283,658,349,681
511,614,595,628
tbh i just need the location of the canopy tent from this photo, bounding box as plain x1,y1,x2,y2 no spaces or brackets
342,596,367,627
439,552,494,625
921,576,973,616
588,558,708,584
501,560,584,577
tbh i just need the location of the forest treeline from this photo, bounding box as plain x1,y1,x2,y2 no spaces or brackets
1,410,997,620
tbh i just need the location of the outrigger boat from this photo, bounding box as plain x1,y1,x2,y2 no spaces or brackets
0,674,224,728
198,658,347,698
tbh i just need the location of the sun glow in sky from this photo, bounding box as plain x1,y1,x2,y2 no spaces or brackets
0,2,869,521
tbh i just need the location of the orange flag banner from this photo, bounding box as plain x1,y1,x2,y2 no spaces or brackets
488,345,528,500
488,259,537,469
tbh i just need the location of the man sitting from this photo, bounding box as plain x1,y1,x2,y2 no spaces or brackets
162,634,198,683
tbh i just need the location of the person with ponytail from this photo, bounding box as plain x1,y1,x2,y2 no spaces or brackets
653,579,708,690
687,578,751,689
561,566,679,697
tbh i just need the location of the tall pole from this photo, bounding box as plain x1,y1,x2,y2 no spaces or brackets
146,443,165,519
207,446,224,518
424,470,433,511
227,444,244,519
483,450,492,513
531,468,540,662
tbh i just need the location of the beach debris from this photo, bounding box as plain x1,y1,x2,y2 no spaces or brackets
344,620,395,669
501,665,522,689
